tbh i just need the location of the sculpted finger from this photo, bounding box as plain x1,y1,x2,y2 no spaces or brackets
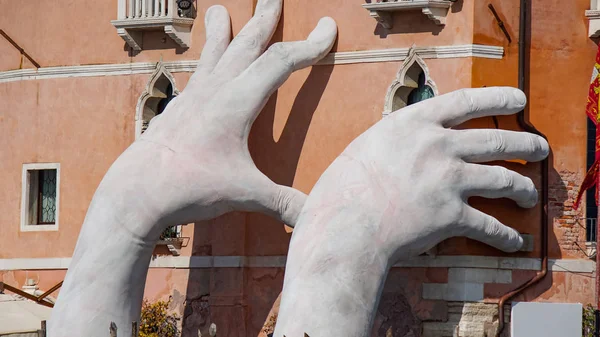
213,0,282,79
255,184,307,227
227,17,337,122
461,164,538,208
267,185,307,227
232,173,307,227
453,129,549,163
191,5,231,81
410,87,526,128
459,206,524,252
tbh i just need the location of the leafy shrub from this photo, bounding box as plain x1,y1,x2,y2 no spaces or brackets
160,226,179,240
139,299,180,337
583,304,596,337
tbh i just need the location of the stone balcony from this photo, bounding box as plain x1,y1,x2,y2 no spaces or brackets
111,0,194,50
363,0,456,29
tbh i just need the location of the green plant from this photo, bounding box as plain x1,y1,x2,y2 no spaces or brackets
160,226,179,240
139,299,180,337
583,304,595,337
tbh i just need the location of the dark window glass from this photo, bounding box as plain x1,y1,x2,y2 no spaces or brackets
407,72,435,106
157,83,175,116
38,169,57,224
587,118,597,242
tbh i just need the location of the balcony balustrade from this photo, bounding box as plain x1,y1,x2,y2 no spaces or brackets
587,0,600,37
111,0,194,50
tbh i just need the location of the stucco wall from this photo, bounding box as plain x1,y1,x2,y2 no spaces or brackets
0,0,597,336
0,0,475,71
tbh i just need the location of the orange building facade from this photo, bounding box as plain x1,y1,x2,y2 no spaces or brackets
0,0,598,336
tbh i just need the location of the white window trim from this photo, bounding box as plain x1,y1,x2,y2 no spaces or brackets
20,163,61,232
383,46,439,118
135,61,179,139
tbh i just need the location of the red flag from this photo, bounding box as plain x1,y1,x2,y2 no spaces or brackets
574,43,600,210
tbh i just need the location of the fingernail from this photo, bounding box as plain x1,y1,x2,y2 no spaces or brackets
515,234,524,251
539,137,550,157
513,89,527,107
205,7,214,26
205,5,223,26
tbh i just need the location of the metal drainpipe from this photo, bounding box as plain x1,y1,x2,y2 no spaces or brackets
495,0,549,335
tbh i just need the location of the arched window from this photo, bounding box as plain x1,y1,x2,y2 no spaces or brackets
383,47,438,117
135,62,179,138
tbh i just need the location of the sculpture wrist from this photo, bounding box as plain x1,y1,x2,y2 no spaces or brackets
48,186,159,336
275,242,389,337
276,204,390,337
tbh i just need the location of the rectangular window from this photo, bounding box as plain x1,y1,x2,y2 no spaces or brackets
587,118,597,242
21,163,60,231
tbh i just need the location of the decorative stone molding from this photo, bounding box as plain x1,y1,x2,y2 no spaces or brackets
135,61,179,138
316,44,504,65
382,46,438,117
362,0,456,29
0,44,504,84
0,256,594,272
111,0,194,50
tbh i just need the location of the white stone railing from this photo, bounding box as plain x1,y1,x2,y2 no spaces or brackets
117,0,177,20
588,0,600,37
112,0,194,50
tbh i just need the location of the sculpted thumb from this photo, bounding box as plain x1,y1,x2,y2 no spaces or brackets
270,185,307,228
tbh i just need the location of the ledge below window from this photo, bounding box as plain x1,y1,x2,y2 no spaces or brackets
111,17,194,51
156,238,185,256
362,0,456,29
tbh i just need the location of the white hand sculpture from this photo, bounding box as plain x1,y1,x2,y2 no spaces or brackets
48,1,337,335
274,87,549,337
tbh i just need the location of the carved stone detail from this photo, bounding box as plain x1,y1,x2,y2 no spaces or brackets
111,0,194,50
116,28,142,51
164,24,191,49
362,0,454,29
421,6,447,25
369,11,393,29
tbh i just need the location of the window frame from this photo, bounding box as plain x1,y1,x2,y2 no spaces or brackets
20,163,61,232
135,62,179,138
383,47,438,117
586,118,598,242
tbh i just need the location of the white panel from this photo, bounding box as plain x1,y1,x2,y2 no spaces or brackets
422,283,484,301
448,268,512,284
511,302,582,337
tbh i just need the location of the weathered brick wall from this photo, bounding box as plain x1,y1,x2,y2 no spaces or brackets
549,171,587,258
421,302,510,337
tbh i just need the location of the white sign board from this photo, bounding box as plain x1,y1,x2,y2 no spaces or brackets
511,302,582,337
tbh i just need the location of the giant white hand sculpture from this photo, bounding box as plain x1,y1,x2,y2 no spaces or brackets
48,1,337,335
274,88,549,337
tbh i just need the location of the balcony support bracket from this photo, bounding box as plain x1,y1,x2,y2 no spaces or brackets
111,17,194,51
363,0,454,29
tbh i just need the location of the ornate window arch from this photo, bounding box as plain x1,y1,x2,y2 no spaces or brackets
383,47,438,118
135,61,179,138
